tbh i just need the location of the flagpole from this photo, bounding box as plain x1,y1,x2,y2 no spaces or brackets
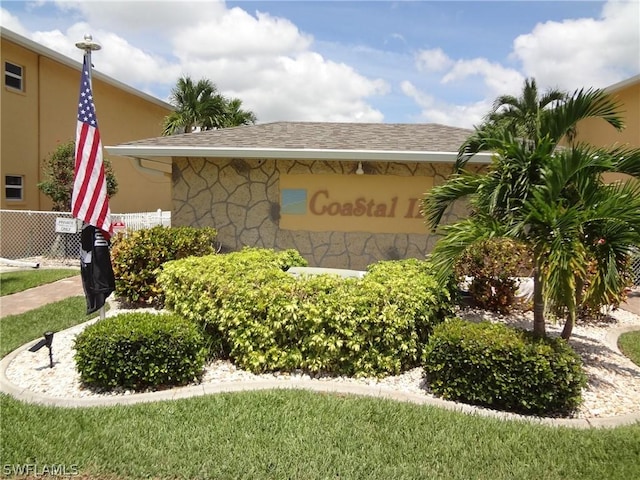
75,34,101,85
75,34,107,321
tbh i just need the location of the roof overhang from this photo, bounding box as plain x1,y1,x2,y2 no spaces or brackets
105,145,494,163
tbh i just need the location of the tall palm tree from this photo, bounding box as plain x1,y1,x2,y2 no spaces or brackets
422,78,639,338
162,77,226,135
162,77,257,135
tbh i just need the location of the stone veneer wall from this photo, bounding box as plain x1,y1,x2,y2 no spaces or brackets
172,158,477,270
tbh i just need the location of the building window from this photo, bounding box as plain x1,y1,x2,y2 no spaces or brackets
5,61,23,91
5,175,24,201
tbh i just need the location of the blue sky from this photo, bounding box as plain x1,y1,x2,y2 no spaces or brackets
1,0,638,128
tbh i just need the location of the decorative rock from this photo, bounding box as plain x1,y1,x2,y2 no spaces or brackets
3,299,640,420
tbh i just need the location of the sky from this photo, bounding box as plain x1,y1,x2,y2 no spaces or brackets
1,0,639,128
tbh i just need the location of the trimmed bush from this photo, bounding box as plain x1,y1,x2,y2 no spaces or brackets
455,238,533,313
111,226,217,307
158,250,454,377
423,318,587,416
74,312,207,391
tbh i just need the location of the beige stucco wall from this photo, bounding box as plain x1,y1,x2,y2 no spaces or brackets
1,36,172,213
570,79,639,185
173,157,474,270
573,80,639,149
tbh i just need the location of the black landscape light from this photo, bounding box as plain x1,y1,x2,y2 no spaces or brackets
29,331,55,368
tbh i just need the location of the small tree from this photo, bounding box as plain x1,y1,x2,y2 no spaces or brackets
38,140,118,211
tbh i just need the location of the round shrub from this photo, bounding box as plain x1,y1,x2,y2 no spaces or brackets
111,226,217,307
74,312,207,391
423,318,587,416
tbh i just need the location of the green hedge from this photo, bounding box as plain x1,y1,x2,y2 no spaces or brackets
74,312,207,391
158,249,454,377
111,226,217,307
423,318,587,416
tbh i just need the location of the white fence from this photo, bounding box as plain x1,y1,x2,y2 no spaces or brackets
0,209,171,263
631,248,640,287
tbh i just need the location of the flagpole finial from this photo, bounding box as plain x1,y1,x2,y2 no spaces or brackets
75,34,101,53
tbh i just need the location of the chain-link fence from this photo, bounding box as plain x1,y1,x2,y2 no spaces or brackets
1,209,638,284
0,209,171,264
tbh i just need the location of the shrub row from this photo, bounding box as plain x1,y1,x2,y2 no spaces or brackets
423,318,587,416
158,249,454,377
74,312,207,391
111,226,218,307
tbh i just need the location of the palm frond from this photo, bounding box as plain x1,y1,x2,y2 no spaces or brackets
545,87,624,143
427,217,509,283
421,173,484,230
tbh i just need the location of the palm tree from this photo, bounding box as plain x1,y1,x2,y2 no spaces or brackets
222,98,257,128
162,77,226,135
422,78,639,339
162,77,257,135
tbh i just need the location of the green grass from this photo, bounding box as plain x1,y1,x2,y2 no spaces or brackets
618,330,640,366
0,296,99,358
1,390,639,479
0,268,78,296
1,299,639,479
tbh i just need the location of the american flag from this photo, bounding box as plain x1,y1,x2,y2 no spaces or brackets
72,55,112,238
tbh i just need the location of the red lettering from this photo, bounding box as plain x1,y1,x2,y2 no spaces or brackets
366,199,376,216
327,202,341,216
405,198,419,219
309,190,329,215
389,196,397,217
354,198,366,216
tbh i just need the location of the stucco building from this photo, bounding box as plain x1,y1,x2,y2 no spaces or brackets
1,28,172,213
107,122,490,269
106,75,639,270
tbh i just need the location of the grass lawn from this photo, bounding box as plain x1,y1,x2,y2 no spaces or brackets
1,277,639,479
0,296,99,358
618,330,640,366
0,268,78,296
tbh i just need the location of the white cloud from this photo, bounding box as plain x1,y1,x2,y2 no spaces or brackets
5,1,387,123
5,0,637,129
512,0,639,90
442,58,525,99
0,8,29,35
403,0,638,129
415,48,453,73
401,81,489,128
173,8,313,60
232,53,388,122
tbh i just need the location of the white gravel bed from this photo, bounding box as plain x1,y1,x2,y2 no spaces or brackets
4,300,640,419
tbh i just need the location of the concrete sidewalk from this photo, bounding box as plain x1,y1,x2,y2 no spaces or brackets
0,275,83,318
623,288,640,316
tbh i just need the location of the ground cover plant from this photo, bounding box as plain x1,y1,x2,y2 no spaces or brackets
159,249,453,377
0,268,78,296
618,330,640,366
